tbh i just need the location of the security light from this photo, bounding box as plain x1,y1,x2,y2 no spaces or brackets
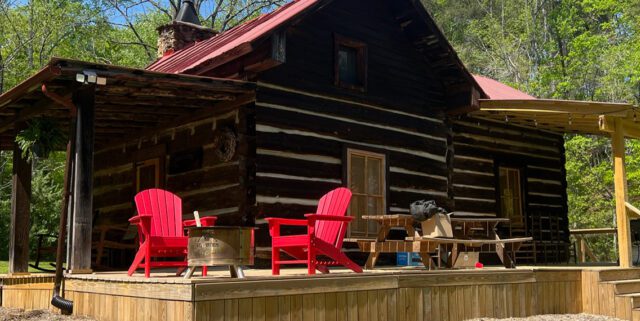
75,70,106,85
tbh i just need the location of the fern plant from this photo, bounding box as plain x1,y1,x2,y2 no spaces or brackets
15,118,66,161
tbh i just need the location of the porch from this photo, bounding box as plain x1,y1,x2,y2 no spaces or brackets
0,266,595,321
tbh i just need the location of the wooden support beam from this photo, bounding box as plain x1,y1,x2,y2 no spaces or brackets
612,118,632,268
600,115,640,139
69,86,95,273
626,202,640,219
482,99,633,117
9,124,32,274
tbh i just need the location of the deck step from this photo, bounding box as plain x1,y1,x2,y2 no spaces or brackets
616,293,640,309
609,279,640,294
599,269,640,282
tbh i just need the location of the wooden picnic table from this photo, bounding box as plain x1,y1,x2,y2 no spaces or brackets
357,214,429,269
356,214,531,269
450,217,511,239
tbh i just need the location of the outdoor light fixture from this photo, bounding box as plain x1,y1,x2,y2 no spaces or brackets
75,70,107,85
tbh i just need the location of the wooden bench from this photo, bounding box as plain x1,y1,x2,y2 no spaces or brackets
406,236,533,268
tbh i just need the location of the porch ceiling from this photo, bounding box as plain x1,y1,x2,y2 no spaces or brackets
469,98,640,136
0,58,256,150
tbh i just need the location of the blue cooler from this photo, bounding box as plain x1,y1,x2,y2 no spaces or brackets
396,252,422,266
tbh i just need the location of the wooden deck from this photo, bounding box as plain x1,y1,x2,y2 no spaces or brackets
1,266,640,321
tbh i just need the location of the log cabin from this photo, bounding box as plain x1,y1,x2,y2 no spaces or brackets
9,0,637,273
143,0,570,264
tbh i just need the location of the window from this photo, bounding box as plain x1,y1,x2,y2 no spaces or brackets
347,149,385,237
498,167,524,226
133,145,166,193
334,35,367,91
136,158,162,193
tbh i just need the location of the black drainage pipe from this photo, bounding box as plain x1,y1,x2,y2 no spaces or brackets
49,93,77,315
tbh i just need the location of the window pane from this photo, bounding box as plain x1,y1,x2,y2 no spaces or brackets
366,157,382,195
349,195,366,234
350,155,365,193
499,167,522,221
338,46,359,86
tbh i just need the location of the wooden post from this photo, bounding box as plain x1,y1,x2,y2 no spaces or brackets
612,118,632,268
69,86,95,273
9,126,32,274
577,236,585,263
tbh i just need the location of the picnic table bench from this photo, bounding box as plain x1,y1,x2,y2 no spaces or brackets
355,214,532,269
405,236,533,268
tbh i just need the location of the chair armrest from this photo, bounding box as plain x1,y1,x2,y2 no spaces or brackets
129,215,152,225
305,214,354,223
265,217,309,226
184,216,218,227
265,217,309,237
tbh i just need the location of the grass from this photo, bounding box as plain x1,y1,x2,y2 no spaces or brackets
0,261,56,274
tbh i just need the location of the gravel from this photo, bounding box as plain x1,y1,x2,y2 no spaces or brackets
0,308,95,321
467,314,625,321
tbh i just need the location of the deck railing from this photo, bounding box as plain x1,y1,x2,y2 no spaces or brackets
570,227,617,263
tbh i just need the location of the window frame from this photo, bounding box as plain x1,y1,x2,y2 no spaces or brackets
345,148,386,237
334,34,368,92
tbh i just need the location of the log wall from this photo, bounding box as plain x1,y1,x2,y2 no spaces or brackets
91,104,252,267
254,0,450,249
451,117,568,218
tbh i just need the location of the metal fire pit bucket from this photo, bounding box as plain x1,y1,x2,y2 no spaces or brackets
185,226,255,278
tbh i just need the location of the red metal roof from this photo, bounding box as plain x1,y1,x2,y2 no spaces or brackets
473,75,536,100
147,0,319,74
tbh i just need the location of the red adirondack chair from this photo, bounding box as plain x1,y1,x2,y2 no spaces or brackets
127,188,217,278
266,187,363,275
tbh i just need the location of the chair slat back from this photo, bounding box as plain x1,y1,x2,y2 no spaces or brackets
134,189,183,237
314,187,352,247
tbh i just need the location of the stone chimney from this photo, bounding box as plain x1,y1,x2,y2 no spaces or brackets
157,0,217,57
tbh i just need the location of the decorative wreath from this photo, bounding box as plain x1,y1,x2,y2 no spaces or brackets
215,128,237,162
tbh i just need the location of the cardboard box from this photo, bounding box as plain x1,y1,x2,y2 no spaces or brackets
453,252,480,269
421,213,453,238
396,252,422,266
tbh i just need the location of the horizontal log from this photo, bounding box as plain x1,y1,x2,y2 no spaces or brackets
453,156,495,173
388,171,447,193
452,172,495,188
454,198,497,214
388,190,450,212
454,144,563,168
256,202,317,220
257,86,448,136
453,135,561,159
527,181,565,195
166,163,240,193
257,132,343,158
453,185,496,200
93,186,134,210
256,154,343,180
257,105,447,156
256,176,342,200
182,185,243,213
452,120,562,146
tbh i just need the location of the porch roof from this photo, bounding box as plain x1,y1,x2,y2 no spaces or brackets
466,75,639,137
469,99,638,136
0,58,256,150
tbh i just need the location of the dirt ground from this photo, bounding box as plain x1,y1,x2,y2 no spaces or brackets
0,308,95,321
468,314,624,321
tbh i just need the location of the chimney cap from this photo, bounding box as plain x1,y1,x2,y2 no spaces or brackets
176,0,201,25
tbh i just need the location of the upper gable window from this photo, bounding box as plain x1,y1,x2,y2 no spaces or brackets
334,35,367,91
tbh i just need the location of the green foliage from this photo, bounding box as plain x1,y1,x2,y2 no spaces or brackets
0,0,289,260
15,118,66,161
424,0,640,262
